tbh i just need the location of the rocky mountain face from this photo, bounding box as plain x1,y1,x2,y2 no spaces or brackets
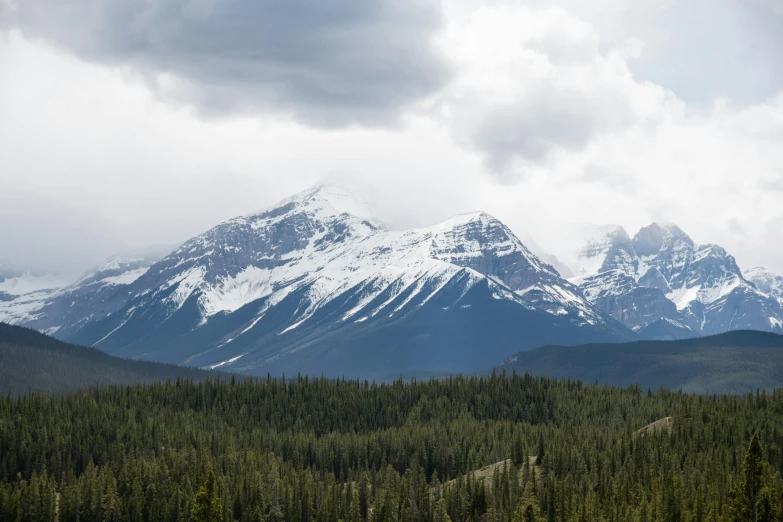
569,222,783,339
1,185,633,377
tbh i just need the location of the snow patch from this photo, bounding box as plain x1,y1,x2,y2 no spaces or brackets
207,353,246,370
666,285,701,310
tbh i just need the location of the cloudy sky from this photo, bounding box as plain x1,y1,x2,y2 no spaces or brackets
1,0,782,278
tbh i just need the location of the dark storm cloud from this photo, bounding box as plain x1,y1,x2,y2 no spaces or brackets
1,0,450,126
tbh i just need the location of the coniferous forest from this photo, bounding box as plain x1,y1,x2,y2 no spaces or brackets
1,374,782,521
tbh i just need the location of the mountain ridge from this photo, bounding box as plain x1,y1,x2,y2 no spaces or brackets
566,222,783,338
2,184,633,377
0,321,220,395
497,329,783,394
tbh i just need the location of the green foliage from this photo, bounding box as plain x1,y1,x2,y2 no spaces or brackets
0,372,782,521
727,432,780,522
193,466,223,522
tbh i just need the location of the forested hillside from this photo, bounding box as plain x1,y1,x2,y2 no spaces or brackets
0,322,219,395
498,330,783,394
1,374,782,521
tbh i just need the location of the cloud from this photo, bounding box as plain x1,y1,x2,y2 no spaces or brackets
514,0,783,106
437,6,669,181
1,1,783,279
1,0,451,126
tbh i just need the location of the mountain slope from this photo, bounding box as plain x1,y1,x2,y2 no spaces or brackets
0,254,160,334
568,222,783,339
0,322,219,395
498,330,783,394
26,184,633,377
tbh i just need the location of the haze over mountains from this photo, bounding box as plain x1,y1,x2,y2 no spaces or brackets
2,184,782,377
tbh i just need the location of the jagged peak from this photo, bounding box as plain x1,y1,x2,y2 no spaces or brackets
645,221,691,240
632,221,693,256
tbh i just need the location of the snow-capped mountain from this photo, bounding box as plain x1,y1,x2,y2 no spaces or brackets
11,184,631,377
746,267,783,308
0,255,159,335
0,263,70,328
568,222,783,338
0,269,67,298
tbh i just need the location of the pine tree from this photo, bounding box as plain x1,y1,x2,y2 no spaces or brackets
727,431,767,522
434,498,452,522
743,432,765,520
193,466,223,522
359,473,370,522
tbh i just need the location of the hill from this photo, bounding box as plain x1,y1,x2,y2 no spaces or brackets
498,330,783,394
0,322,219,395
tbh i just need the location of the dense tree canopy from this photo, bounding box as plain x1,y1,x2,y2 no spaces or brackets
1,373,782,521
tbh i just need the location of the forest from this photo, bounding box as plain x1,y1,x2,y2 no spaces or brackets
1,373,782,521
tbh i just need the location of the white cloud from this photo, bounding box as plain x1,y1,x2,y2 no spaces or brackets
1,1,782,280
435,6,674,181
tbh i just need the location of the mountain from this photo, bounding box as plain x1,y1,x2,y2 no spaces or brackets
0,254,160,336
567,222,783,339
3,184,632,377
497,330,783,394
0,322,219,395
745,266,783,309
0,267,70,331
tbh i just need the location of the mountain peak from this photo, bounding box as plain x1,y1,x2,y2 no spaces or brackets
264,183,376,221
633,221,692,256
421,211,495,233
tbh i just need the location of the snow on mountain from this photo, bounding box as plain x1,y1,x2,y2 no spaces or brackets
746,267,783,307
564,224,636,279
0,269,69,326
0,272,68,296
72,255,153,288
565,222,783,338
0,254,163,336
106,185,607,333
49,184,630,376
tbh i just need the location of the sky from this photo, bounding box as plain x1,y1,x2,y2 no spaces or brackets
1,0,782,279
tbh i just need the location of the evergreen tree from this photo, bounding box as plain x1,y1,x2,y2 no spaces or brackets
193,466,223,522
728,432,769,522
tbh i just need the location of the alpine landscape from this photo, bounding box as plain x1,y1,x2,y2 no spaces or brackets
2,0,783,520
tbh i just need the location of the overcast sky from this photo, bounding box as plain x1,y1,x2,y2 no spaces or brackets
1,0,782,278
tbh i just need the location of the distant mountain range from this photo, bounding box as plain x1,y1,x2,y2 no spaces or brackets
565,223,783,339
497,330,783,395
1,184,781,376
